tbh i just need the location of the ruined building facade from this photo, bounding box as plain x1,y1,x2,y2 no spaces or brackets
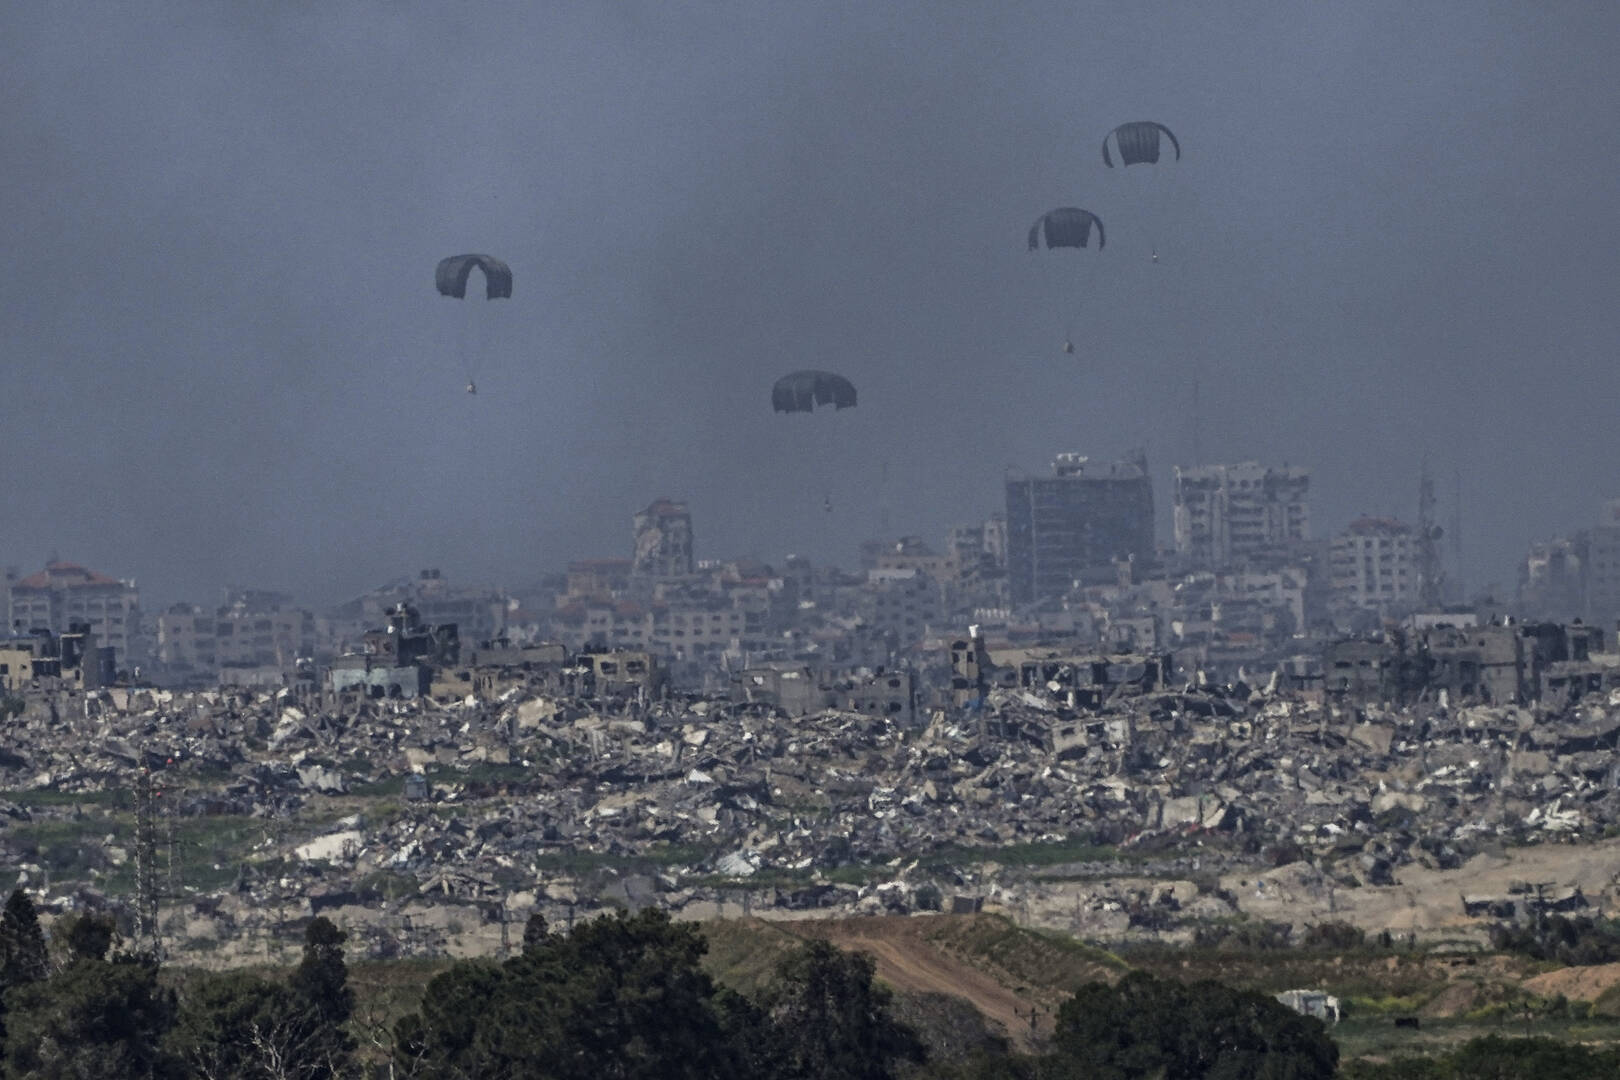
342,569,508,647
1005,453,1154,604
1172,462,1310,568
632,498,695,578
1519,500,1620,626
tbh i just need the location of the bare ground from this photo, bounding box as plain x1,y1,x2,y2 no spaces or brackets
1522,962,1620,1003
785,916,1046,1048
1220,837,1620,940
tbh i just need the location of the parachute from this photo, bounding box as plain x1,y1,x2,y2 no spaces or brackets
1029,210,1105,355
435,255,511,391
1028,208,1106,251
1103,122,1181,262
435,254,513,300
1102,122,1181,168
772,371,857,414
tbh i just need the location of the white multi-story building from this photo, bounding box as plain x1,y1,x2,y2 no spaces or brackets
155,591,318,681
1331,518,1416,612
156,603,217,671
1172,462,1310,567
8,561,142,669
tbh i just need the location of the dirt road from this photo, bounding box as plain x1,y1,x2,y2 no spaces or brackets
786,917,1045,1048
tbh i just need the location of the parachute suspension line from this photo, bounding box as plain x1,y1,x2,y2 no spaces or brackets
435,254,511,396
465,315,480,388
1029,207,1104,358
1144,161,1161,264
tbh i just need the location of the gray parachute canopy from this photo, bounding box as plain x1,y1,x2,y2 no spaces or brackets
1103,121,1181,167
1028,208,1106,251
435,254,513,299
772,370,857,414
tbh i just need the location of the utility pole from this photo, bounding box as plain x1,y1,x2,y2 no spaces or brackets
133,768,160,954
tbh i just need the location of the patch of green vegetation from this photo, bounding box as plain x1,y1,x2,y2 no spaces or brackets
920,914,1128,1003
456,762,536,787
1336,1014,1620,1067
5,809,267,896
1,787,132,809
919,835,1142,872
346,777,405,803
176,763,237,786
347,775,405,797
699,918,807,996
346,760,537,800
1117,941,1462,1002
1349,993,1432,1017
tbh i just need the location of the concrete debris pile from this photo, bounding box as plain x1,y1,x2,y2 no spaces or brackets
4,679,1620,955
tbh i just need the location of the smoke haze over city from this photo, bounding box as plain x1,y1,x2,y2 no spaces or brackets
4,2,1618,603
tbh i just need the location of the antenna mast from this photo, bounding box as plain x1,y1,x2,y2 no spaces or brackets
1417,465,1445,609
133,768,160,953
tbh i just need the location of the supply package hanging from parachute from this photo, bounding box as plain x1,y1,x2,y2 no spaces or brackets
435,254,513,394
1102,121,1181,263
1027,208,1105,356
770,370,860,526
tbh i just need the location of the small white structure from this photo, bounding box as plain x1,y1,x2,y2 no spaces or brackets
1274,989,1341,1024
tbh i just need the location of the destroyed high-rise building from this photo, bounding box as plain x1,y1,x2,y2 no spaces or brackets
340,570,509,647
1005,453,1154,604
947,514,1010,577
1518,499,1620,626
632,498,695,578
1172,462,1310,567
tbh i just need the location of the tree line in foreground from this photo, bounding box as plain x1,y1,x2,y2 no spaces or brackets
2,887,1615,1079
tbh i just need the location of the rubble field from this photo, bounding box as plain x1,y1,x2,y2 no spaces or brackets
6,679,1620,960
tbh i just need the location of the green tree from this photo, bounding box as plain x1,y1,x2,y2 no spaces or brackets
1048,971,1336,1080
0,888,49,1051
397,908,762,1080
0,890,47,988
763,939,925,1080
55,911,117,963
520,911,551,954
288,917,355,1078
162,920,354,1080
166,971,322,1080
2,953,180,1080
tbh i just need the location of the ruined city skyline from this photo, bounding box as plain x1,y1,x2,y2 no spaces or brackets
4,4,1618,606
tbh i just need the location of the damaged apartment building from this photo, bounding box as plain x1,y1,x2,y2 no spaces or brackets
1520,499,1620,629
730,661,917,723
327,603,461,699
0,624,114,692
331,569,510,650
947,630,1173,711
1321,618,1608,706
1005,453,1155,605
1172,461,1310,569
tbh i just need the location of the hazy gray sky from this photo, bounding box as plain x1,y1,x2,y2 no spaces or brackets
4,3,1618,604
